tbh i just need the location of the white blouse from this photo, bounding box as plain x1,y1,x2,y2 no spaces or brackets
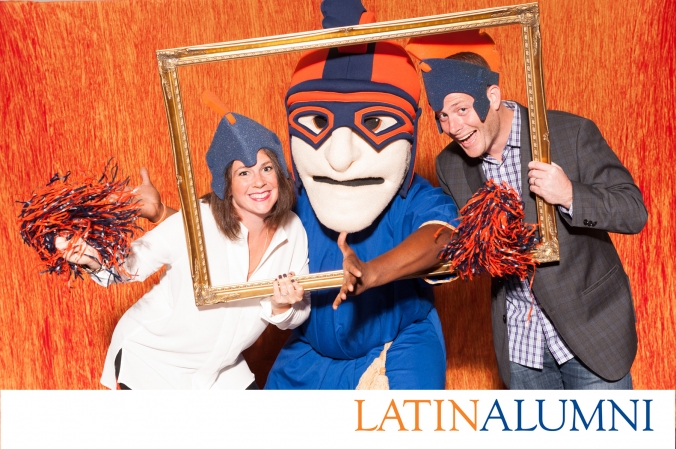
94,202,310,390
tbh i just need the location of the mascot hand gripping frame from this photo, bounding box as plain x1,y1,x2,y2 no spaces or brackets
265,0,459,390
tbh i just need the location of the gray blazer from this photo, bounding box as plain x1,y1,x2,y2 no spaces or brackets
435,104,648,386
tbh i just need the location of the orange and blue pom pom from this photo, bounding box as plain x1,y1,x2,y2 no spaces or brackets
440,179,538,281
18,159,142,282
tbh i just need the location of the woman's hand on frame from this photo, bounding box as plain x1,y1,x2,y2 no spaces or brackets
271,272,305,315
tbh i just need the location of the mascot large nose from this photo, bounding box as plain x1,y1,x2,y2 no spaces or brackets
324,127,362,173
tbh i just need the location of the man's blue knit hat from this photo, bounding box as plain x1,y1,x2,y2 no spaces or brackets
421,58,499,123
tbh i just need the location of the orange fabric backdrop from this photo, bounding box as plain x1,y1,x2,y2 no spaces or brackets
1,0,673,394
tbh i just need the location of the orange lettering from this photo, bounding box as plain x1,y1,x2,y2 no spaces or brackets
449,399,478,431
355,400,378,431
403,400,431,431
378,399,408,431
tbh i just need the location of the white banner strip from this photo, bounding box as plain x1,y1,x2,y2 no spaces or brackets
1,390,674,449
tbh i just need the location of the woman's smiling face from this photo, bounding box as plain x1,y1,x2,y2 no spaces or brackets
230,150,279,222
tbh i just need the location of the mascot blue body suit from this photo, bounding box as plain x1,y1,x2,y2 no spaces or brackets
266,0,459,389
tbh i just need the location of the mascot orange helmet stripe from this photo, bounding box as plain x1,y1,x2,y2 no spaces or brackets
371,42,420,104
286,91,417,117
289,48,330,88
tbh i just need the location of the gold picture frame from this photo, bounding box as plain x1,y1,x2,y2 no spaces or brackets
156,2,558,306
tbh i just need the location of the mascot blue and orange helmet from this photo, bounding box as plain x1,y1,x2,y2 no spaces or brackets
285,0,421,199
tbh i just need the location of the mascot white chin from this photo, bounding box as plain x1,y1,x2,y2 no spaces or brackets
291,133,410,233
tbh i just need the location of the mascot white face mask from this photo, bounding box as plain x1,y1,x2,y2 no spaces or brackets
289,94,414,232
286,40,422,233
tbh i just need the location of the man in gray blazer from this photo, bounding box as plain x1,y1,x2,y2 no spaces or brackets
420,52,647,389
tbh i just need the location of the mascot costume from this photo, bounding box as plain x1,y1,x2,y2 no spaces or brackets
265,0,460,390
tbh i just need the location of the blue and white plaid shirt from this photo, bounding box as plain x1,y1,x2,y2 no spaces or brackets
481,101,574,369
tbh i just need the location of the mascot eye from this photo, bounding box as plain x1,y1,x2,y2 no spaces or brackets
313,116,328,129
363,117,381,131
297,114,328,135
363,115,398,133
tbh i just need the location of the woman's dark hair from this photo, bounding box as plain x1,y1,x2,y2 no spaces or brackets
201,148,295,240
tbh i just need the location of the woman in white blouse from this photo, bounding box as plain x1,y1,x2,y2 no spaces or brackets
59,112,310,390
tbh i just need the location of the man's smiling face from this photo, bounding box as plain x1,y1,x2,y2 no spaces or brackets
291,126,410,233
436,91,502,160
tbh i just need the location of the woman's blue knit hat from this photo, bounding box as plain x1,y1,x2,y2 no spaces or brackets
206,112,288,200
